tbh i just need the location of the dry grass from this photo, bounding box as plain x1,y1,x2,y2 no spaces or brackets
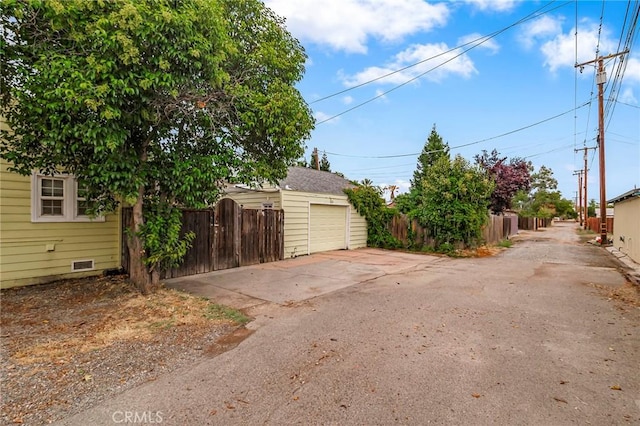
588,280,640,308
451,245,504,258
2,275,244,365
0,274,249,424
603,281,640,307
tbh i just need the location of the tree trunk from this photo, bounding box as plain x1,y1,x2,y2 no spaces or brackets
127,183,158,294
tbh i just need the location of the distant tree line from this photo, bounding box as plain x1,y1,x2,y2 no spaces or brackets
347,125,577,253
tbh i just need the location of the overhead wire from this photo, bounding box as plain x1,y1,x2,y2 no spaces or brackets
603,0,630,122
324,101,591,159
309,1,632,190
314,1,572,125
310,1,570,106
574,0,579,170
604,1,639,130
524,143,577,159
586,0,607,174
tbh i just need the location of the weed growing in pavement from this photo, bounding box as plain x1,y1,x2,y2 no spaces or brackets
498,239,512,248
204,304,250,325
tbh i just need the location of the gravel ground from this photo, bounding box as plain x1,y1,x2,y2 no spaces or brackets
0,276,245,425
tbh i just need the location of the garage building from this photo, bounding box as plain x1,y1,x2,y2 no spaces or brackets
224,167,367,258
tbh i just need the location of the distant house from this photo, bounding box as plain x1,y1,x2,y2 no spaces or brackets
608,188,640,264
224,167,367,258
595,207,615,218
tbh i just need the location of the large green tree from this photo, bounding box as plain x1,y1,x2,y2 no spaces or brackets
396,125,450,216
319,152,331,172
1,0,314,293
411,125,450,190
474,149,531,214
416,155,494,250
515,165,575,219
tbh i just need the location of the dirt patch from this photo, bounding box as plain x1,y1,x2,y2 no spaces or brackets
474,246,503,257
0,275,249,425
204,327,254,357
451,245,504,258
589,280,640,308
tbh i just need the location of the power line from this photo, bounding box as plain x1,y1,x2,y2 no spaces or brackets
575,0,604,154
604,1,639,130
574,0,580,178
314,1,571,125
524,143,576,159
324,101,591,159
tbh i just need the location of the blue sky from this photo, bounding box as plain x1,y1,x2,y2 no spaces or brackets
265,0,640,204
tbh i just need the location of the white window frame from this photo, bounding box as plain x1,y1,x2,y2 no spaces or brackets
31,173,105,223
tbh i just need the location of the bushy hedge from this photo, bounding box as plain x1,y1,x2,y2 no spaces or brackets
344,186,401,249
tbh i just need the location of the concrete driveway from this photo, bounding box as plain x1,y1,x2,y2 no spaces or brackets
165,248,446,310
59,222,640,425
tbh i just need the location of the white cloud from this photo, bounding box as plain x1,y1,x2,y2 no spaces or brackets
314,110,340,124
342,95,354,105
393,179,411,194
464,0,518,12
374,89,389,102
341,43,477,87
518,15,563,49
624,56,640,84
264,0,449,54
536,21,617,73
619,87,637,105
458,33,500,54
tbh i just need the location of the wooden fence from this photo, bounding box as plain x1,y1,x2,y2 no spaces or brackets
389,213,519,248
122,198,284,279
586,217,614,234
518,216,553,231
482,215,517,245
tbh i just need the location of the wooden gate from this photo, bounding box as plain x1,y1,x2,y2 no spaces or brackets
213,198,241,271
121,199,284,279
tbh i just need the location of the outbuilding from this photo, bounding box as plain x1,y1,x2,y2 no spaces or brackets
608,188,640,264
224,167,367,258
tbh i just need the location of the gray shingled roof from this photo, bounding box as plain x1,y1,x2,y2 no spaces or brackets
278,167,355,195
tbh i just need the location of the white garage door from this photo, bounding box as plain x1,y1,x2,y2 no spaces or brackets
309,204,347,253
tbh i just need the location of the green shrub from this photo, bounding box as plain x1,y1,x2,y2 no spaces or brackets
344,186,401,249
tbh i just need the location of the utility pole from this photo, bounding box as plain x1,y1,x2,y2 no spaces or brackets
313,147,319,170
574,146,594,230
575,50,628,244
573,170,583,227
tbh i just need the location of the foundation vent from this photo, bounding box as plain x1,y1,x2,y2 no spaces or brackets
72,259,94,272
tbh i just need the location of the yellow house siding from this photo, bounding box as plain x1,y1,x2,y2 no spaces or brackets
224,187,367,258
0,159,121,289
612,196,640,264
281,191,311,257
349,207,368,249
221,190,281,210
281,190,359,258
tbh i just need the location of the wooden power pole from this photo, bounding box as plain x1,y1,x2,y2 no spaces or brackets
573,170,583,227
575,50,628,244
313,147,319,170
574,146,594,231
